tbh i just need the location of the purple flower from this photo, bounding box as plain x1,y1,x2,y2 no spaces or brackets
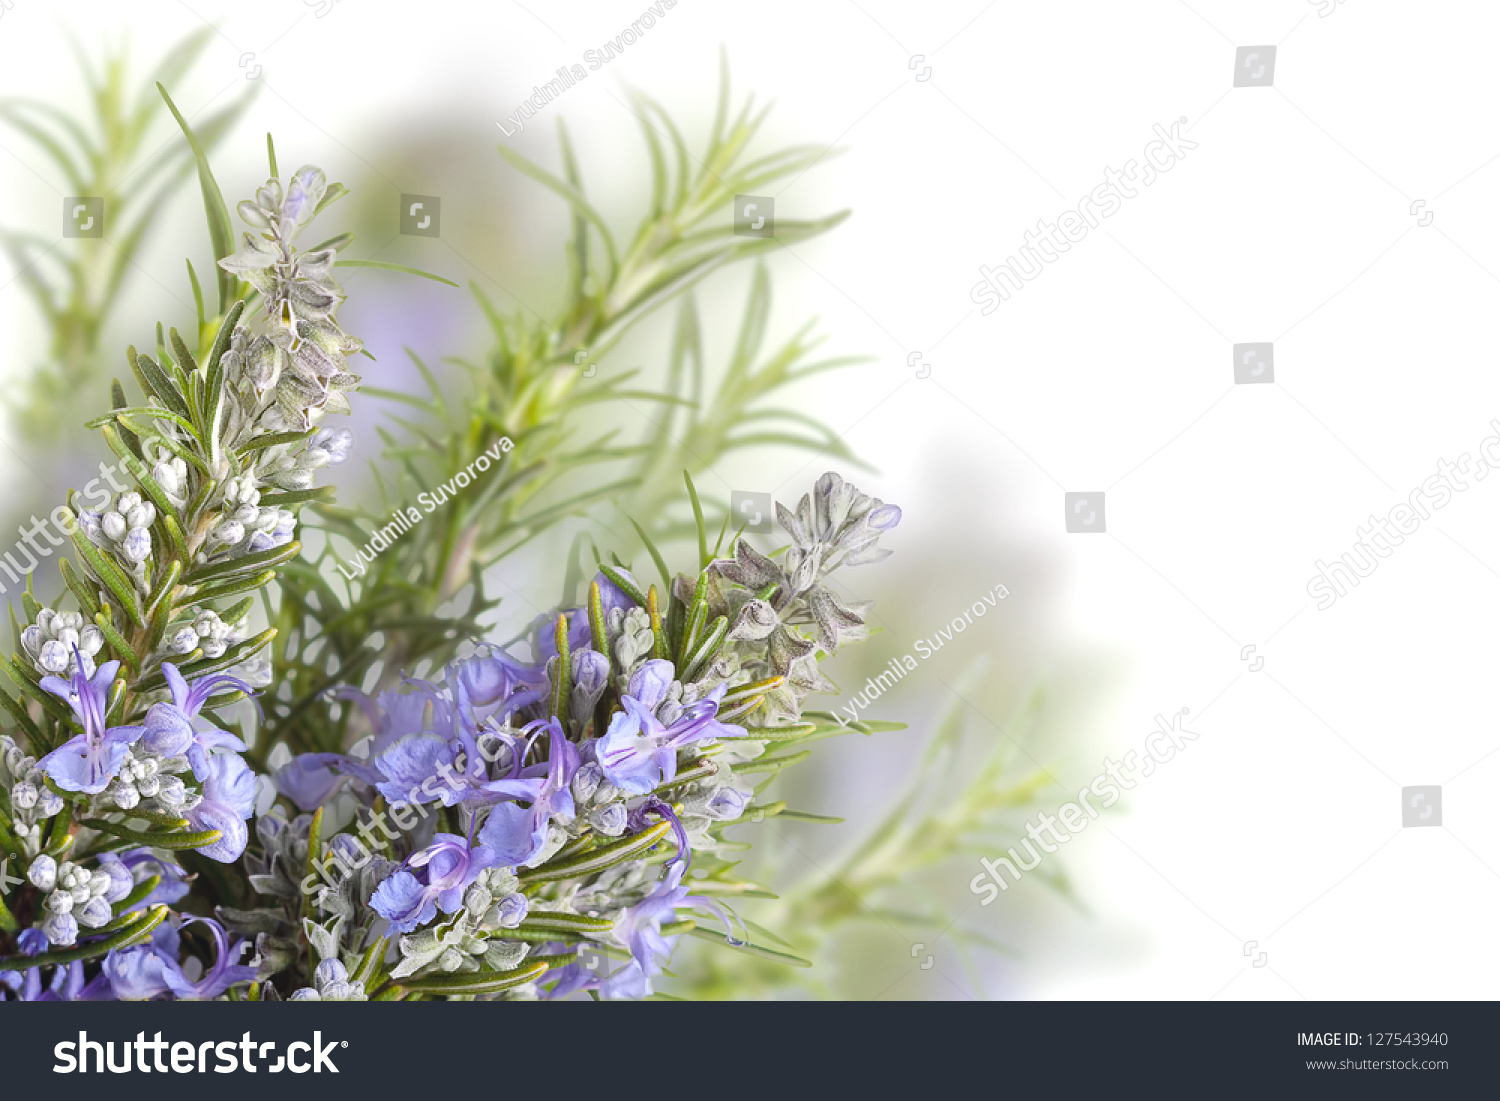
36,659,143,794
372,732,464,807
91,856,135,903
449,648,547,721
369,834,497,934
186,753,257,862
598,860,739,1000
369,871,434,934
101,918,255,1001
149,663,253,780
273,752,346,811
478,719,579,866
99,849,190,908
593,569,638,617
598,680,744,795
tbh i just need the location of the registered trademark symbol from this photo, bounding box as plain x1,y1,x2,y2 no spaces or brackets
342,1041,349,1048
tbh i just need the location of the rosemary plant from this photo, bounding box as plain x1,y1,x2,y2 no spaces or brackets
0,132,361,984
0,63,1050,1003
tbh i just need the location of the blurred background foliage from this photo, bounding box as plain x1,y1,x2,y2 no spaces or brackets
0,35,1103,1000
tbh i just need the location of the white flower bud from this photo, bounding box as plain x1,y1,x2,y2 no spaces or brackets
77,896,114,929
157,776,187,807
275,467,315,491
35,788,64,818
213,519,245,546
121,528,152,563
101,511,127,541
37,641,69,673
78,625,105,656
12,781,38,809
27,854,57,891
170,627,200,654
42,912,79,947
153,461,183,497
45,888,74,913
112,783,141,810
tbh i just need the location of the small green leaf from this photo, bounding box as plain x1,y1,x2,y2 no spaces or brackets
186,568,278,606
256,486,335,507
80,819,222,849
184,541,301,585
59,557,103,618
519,820,674,884
734,750,812,776
334,259,458,287
93,613,139,672
686,926,811,967
126,347,192,420
393,960,549,996
595,563,647,607
549,614,571,722
158,83,236,313
587,580,609,669
510,911,614,935
684,470,707,568
113,875,162,914
679,614,727,682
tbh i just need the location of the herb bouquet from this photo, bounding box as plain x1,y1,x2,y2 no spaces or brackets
0,92,904,1001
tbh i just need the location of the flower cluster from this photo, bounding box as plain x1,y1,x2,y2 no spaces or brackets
19,609,105,678
204,472,900,1000
219,167,362,434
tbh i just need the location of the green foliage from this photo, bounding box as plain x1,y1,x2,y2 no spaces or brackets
0,29,254,439
266,62,866,757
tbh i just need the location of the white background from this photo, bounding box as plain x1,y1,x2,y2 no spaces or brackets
4,0,1500,999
